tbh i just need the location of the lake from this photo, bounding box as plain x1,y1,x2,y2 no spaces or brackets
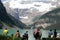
0,29,60,40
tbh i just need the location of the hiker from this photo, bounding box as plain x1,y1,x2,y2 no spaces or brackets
22,33,27,40
16,30,20,38
15,30,20,40
48,29,53,38
3,28,8,36
22,31,28,40
53,29,57,38
25,31,28,40
33,28,42,40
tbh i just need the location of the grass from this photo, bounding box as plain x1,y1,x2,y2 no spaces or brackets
0,34,60,40
0,34,22,40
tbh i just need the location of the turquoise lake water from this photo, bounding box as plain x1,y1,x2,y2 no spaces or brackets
0,29,60,40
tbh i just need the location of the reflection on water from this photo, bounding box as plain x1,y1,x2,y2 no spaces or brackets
0,29,60,40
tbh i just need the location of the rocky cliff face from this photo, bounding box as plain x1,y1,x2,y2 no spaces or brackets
0,1,26,29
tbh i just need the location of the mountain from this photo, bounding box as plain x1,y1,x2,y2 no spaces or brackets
45,22,60,30
32,7,60,29
40,7,60,23
0,0,26,29
3,0,60,26
3,3,42,25
0,20,3,29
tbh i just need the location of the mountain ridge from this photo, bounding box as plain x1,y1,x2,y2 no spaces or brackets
32,7,60,29
0,0,26,29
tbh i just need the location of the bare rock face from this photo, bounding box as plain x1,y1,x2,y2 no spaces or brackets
0,1,26,29
0,0,13,24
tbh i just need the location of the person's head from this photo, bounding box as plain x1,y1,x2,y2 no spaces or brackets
26,31,28,33
37,28,40,31
54,29,56,32
5,28,7,30
50,29,52,31
17,30,19,32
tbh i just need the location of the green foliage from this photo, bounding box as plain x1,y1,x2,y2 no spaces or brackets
42,38,60,40
0,35,22,40
32,7,60,29
45,22,60,30
0,35,10,40
0,20,3,29
40,7,60,22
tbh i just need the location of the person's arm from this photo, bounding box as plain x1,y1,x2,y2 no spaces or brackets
39,31,42,36
40,31,42,36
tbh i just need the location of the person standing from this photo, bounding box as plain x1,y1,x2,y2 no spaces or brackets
33,29,37,40
15,30,20,40
25,31,29,40
22,33,26,40
33,28,42,40
54,29,57,38
48,29,53,38
22,31,28,40
3,28,8,36
16,30,20,38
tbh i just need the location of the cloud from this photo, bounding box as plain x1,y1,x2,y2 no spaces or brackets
33,2,52,12
9,0,56,12
1,0,8,3
9,0,34,9
2,0,56,12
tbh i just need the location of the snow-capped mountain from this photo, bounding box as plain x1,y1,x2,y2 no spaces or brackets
2,0,60,25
